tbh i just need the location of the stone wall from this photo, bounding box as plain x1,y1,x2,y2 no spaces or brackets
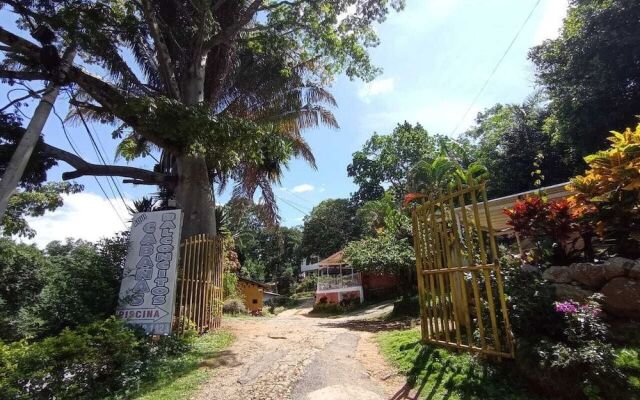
540,257,640,318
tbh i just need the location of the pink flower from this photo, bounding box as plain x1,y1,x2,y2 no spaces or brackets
554,301,579,314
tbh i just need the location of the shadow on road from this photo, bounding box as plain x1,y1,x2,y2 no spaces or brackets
318,317,416,332
199,350,243,369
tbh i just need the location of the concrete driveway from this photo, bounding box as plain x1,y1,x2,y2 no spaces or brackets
192,300,416,400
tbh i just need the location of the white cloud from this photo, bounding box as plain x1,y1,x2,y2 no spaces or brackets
358,77,395,103
291,184,314,193
533,0,569,45
18,192,131,248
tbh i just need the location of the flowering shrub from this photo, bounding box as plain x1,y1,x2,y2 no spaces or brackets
555,301,579,314
534,296,627,398
569,124,640,257
502,256,630,398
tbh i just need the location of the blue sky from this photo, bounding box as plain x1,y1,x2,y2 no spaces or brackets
3,0,568,246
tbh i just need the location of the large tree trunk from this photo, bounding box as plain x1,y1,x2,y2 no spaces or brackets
174,155,216,238
175,59,216,239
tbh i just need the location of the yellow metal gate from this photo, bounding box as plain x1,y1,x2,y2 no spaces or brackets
411,179,515,358
174,234,223,334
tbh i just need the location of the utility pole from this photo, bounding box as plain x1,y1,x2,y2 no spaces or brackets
0,47,75,216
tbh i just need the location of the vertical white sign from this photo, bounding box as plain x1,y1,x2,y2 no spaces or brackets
117,209,183,335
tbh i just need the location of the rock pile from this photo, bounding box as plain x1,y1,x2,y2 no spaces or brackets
541,257,640,318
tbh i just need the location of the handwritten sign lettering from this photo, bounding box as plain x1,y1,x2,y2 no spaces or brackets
117,210,183,334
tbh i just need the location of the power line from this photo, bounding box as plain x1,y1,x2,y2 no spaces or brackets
52,107,128,228
275,194,310,216
283,188,317,206
76,108,128,208
449,0,542,137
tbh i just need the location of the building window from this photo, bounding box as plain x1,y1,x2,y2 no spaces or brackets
252,299,258,304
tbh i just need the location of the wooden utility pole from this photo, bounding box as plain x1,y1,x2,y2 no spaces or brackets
0,47,75,216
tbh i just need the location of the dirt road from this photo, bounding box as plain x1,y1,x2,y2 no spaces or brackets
193,301,416,400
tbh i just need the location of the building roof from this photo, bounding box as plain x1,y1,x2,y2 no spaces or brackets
238,276,268,288
318,250,347,266
458,181,573,235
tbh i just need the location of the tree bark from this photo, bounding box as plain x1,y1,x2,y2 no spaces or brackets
174,155,216,238
176,63,217,239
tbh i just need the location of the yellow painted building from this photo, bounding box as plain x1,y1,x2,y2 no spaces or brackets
237,277,266,313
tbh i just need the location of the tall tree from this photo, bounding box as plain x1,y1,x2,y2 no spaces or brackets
462,96,570,197
348,122,474,203
529,0,640,163
300,198,362,258
0,0,404,238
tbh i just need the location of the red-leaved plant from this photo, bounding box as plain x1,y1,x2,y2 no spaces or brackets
504,194,594,263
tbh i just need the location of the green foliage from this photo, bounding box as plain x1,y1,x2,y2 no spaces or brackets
300,198,362,258
226,201,302,292
240,258,267,283
0,112,57,191
222,298,247,315
356,191,411,238
348,122,474,202
344,233,414,276
502,255,632,399
462,96,571,198
529,0,640,162
293,275,317,293
17,239,123,338
0,239,48,341
2,182,83,238
501,256,562,339
0,235,128,341
377,329,537,399
223,272,239,299
131,330,234,400
0,112,83,238
570,124,640,257
615,348,640,393
0,317,234,400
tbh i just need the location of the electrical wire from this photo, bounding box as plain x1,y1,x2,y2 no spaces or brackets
274,194,310,216
51,106,128,228
449,0,542,137
75,108,128,208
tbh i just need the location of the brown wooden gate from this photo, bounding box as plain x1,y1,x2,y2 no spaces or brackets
411,179,515,358
174,234,223,334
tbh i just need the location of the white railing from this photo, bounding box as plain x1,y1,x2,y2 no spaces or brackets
317,272,362,291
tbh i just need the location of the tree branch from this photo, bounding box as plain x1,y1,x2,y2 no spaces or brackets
42,143,175,186
0,27,182,154
208,0,264,48
140,0,181,99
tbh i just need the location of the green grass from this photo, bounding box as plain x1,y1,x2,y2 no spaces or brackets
376,329,540,400
131,330,234,400
615,347,640,392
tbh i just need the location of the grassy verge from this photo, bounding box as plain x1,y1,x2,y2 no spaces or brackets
131,330,235,400
376,329,539,400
